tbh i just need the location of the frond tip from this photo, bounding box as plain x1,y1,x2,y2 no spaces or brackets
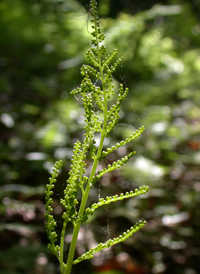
73,220,147,264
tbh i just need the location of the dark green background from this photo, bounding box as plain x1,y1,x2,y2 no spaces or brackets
0,0,200,273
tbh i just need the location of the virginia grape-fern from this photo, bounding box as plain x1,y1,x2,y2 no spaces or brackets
44,1,149,273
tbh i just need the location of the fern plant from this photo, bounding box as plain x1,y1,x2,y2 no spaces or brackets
44,1,149,273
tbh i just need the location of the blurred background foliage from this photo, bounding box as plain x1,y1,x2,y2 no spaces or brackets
0,0,200,273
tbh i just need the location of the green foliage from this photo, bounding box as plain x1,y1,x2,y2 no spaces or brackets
44,1,148,273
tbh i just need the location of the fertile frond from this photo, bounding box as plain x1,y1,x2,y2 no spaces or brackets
81,64,101,79
92,186,149,211
60,141,84,221
95,151,136,183
102,49,118,69
44,1,149,273
44,160,62,258
110,56,124,74
101,126,145,158
83,186,149,221
105,84,129,134
89,0,105,47
86,49,99,67
73,220,146,264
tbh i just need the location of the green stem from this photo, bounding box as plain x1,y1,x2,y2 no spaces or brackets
59,217,68,274
64,157,99,274
64,111,107,274
64,11,107,274
64,126,106,274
